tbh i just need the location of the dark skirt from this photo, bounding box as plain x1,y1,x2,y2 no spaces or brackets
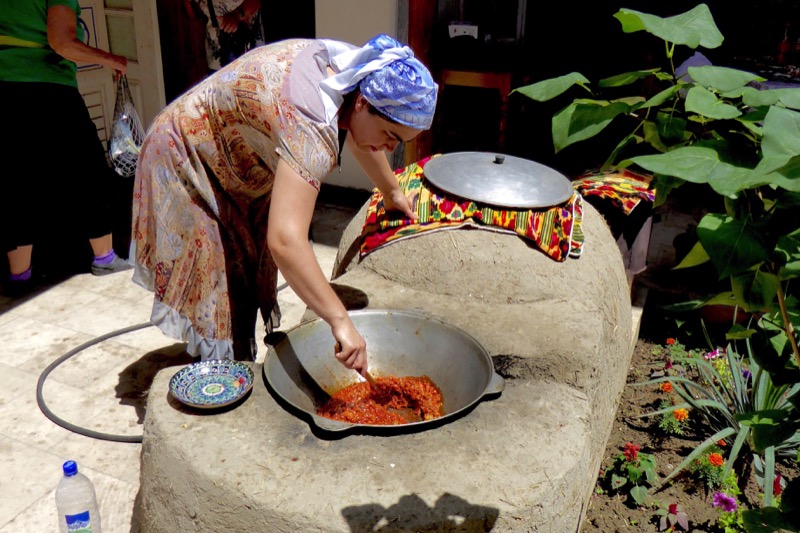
0,80,115,253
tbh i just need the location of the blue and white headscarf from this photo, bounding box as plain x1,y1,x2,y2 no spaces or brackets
320,34,438,130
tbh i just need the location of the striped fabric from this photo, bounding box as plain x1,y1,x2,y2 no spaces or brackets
360,155,584,262
572,168,655,215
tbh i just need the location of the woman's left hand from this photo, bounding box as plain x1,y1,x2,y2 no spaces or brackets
383,188,418,221
269,159,370,376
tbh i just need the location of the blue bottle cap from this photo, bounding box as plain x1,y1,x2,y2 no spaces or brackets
62,460,78,477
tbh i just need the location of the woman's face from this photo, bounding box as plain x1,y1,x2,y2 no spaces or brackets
348,94,422,153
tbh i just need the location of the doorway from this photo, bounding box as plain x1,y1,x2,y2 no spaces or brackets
427,0,529,157
156,0,316,104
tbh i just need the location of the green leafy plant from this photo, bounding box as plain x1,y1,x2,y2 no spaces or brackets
688,448,728,490
650,338,698,380
713,490,746,533
709,352,736,390
742,463,800,532
717,508,746,533
639,341,799,503
712,473,746,532
655,502,689,531
664,337,702,367
607,442,658,506
514,4,800,204
513,3,800,369
513,3,800,523
658,400,689,436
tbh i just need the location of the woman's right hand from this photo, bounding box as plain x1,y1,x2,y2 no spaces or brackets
269,159,371,378
332,321,368,376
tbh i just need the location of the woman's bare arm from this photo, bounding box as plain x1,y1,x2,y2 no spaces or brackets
47,5,127,75
267,159,369,375
347,138,418,220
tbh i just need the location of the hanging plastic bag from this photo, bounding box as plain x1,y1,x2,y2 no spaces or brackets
108,75,144,178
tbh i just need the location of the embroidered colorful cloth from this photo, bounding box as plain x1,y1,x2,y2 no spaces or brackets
360,156,584,261
572,168,655,215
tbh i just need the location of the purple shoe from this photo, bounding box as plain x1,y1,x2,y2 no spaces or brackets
91,255,133,276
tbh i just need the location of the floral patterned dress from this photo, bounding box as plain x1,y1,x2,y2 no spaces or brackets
132,39,340,360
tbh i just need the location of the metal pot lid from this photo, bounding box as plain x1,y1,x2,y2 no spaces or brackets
423,152,573,209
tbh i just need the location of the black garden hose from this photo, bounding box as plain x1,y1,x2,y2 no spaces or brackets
35,281,291,443
36,322,154,443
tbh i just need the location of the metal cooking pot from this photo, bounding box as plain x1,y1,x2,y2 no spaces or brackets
263,309,505,433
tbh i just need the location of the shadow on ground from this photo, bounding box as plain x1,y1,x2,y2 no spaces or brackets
115,342,194,424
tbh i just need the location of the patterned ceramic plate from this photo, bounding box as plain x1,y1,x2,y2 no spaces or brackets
169,360,255,409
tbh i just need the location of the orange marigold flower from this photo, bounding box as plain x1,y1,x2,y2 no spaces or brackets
708,453,724,467
659,382,673,393
673,408,689,421
666,338,676,345
717,439,727,447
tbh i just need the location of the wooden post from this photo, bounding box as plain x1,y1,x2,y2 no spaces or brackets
404,0,437,166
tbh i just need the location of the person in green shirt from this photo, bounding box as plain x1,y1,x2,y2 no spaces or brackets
0,0,132,295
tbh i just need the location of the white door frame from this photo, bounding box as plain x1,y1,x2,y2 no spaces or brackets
76,0,165,139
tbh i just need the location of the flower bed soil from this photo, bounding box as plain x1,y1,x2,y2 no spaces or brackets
581,287,799,532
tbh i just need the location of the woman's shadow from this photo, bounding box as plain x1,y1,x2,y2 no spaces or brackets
343,493,499,532
114,342,195,424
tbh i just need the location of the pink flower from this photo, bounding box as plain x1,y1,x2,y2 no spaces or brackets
712,492,738,512
668,503,678,515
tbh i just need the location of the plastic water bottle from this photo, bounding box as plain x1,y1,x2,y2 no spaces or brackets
55,460,101,533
